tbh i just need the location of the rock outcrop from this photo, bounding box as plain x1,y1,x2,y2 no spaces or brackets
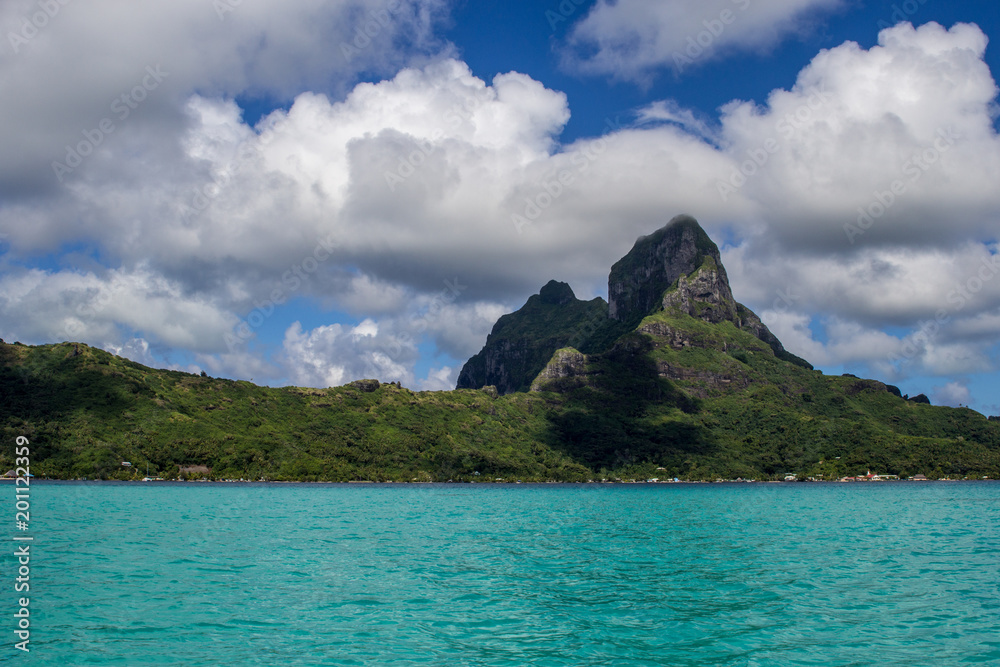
458,215,812,395
659,255,737,324
529,348,589,392
608,215,806,366
456,281,608,395
608,214,722,325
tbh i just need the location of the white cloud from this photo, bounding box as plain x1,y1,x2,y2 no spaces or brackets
418,365,457,391
0,0,450,197
196,348,281,385
726,243,1000,329
932,380,971,407
280,320,418,388
716,22,1000,251
103,338,159,368
563,0,842,81
0,267,239,351
637,100,717,141
759,310,907,369
758,306,999,382
334,274,411,316
950,310,1000,340
918,341,992,377
2,16,1000,399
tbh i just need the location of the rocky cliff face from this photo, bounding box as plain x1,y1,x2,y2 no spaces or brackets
529,348,589,392
459,215,811,395
659,256,737,324
612,215,808,367
608,214,725,325
456,281,609,395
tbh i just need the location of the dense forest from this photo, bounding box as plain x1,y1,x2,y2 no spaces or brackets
2,338,997,482
4,218,998,482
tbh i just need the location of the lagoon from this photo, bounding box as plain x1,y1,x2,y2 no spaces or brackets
17,481,1000,665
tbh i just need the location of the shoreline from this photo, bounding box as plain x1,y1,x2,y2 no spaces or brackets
10,477,996,486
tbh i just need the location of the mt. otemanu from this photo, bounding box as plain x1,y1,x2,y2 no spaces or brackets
458,215,811,396
3,216,999,481
455,214,999,477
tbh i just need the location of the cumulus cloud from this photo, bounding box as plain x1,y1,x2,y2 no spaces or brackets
932,380,972,407
418,366,458,391
751,244,1000,380
103,338,174,372
562,0,842,81
0,267,239,351
726,242,1000,329
280,319,418,388
2,13,999,400
0,0,450,198
716,22,1000,252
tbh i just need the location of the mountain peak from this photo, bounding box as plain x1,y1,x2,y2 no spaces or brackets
458,214,811,395
605,215,808,368
608,214,730,325
456,281,608,395
537,280,576,305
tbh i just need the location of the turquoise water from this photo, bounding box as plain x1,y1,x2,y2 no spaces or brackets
7,482,1000,665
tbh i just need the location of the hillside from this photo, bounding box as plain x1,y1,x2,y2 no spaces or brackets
0,341,589,482
459,215,1000,480
456,280,624,394
2,215,999,481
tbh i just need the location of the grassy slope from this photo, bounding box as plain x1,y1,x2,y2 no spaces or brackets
0,342,590,481
458,290,611,393
3,331,998,481
533,311,1000,480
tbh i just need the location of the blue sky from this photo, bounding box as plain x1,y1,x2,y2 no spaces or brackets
1,0,999,414
444,0,1000,142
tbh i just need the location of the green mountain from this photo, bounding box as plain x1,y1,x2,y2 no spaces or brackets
456,280,623,395
459,214,1000,478
0,341,589,482
457,215,811,398
2,215,999,481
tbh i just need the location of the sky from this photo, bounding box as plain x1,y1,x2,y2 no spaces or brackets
1,0,999,414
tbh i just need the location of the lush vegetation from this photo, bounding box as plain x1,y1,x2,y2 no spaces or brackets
8,215,993,483
456,280,617,394
0,341,590,482
532,311,1000,480
3,329,998,482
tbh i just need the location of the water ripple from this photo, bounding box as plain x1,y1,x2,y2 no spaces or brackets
23,481,1000,666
